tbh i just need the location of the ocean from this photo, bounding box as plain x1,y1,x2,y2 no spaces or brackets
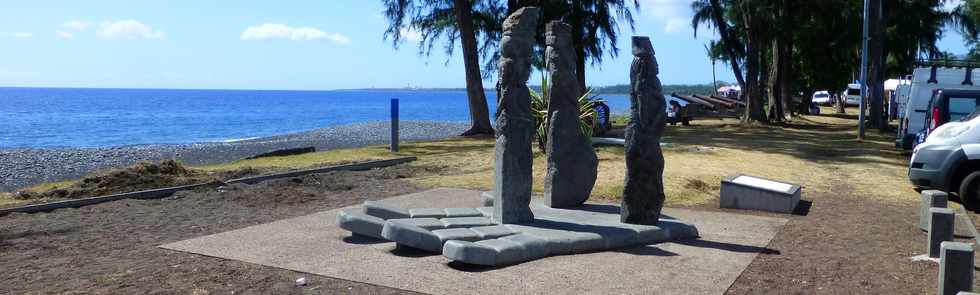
0,87,633,149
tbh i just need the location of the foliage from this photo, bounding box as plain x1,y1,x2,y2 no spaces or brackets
381,0,507,77
529,75,600,153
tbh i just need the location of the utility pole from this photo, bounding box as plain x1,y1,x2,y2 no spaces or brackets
858,0,870,140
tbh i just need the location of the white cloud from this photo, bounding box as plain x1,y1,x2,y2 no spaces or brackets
64,20,91,31
639,0,695,34
97,20,165,40
12,32,33,39
400,27,423,42
56,30,74,39
241,23,350,44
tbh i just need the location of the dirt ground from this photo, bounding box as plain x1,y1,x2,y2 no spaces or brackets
2,166,974,294
3,109,977,294
0,167,427,295
714,190,961,294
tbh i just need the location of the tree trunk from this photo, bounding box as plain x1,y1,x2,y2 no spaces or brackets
768,40,785,121
868,0,884,130
571,0,587,92
779,0,794,119
743,23,767,123
709,0,747,89
872,0,887,131
455,0,494,136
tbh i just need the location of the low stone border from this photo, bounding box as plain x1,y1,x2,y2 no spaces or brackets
225,157,416,185
0,181,223,216
0,157,417,216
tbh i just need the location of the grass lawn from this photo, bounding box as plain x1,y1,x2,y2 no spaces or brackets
1,106,918,208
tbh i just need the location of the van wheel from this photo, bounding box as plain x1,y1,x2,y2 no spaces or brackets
959,171,980,211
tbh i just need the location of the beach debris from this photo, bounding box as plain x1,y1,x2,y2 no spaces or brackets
492,6,539,224
621,36,668,225
244,146,315,160
543,21,598,208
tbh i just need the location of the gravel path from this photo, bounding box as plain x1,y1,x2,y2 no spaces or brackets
0,121,468,192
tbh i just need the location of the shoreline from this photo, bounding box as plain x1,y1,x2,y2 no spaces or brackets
0,120,469,192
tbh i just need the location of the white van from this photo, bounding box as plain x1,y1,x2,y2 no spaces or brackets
909,109,980,208
897,65,980,150
894,82,911,119
843,84,861,106
895,65,980,149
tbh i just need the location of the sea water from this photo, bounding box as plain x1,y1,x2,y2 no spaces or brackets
0,87,632,149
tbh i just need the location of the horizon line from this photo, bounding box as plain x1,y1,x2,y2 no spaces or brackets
0,82,729,92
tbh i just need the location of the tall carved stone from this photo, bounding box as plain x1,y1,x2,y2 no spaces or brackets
543,21,598,208
621,36,667,225
493,7,539,224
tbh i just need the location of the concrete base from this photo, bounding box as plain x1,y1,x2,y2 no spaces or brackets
720,174,801,214
918,191,976,238
339,199,699,266
160,188,788,295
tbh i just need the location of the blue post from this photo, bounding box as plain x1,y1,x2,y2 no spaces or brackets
390,98,399,152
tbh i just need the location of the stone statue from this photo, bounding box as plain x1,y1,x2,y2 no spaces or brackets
543,21,599,208
493,7,539,224
621,36,667,225
336,31,700,267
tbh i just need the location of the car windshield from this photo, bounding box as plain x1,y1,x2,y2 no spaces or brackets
961,106,980,122
815,94,829,98
846,88,860,95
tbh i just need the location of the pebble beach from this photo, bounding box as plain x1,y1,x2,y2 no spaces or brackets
0,120,468,192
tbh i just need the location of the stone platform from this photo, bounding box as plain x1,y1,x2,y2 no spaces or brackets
338,197,699,266
160,188,788,294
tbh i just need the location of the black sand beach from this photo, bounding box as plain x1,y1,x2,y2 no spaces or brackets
0,121,468,192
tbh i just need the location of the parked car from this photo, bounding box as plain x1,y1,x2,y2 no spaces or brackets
812,91,832,105
909,109,980,209
917,89,980,143
897,64,980,150
843,83,862,106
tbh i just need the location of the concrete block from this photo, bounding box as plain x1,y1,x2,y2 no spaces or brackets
408,208,447,218
443,208,483,218
720,174,801,213
364,201,410,220
474,238,526,265
443,240,497,266
432,228,482,243
470,225,518,239
920,190,949,230
501,234,550,260
940,242,975,295
336,210,387,239
440,217,496,229
930,208,956,258
381,220,443,252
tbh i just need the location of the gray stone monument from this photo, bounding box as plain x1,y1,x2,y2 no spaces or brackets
620,36,667,225
939,241,974,295
930,207,956,258
543,21,599,208
493,7,539,224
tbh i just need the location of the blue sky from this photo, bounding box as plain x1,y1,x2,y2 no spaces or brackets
0,0,972,90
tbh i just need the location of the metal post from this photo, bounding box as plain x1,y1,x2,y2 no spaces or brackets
390,98,399,152
858,0,870,140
